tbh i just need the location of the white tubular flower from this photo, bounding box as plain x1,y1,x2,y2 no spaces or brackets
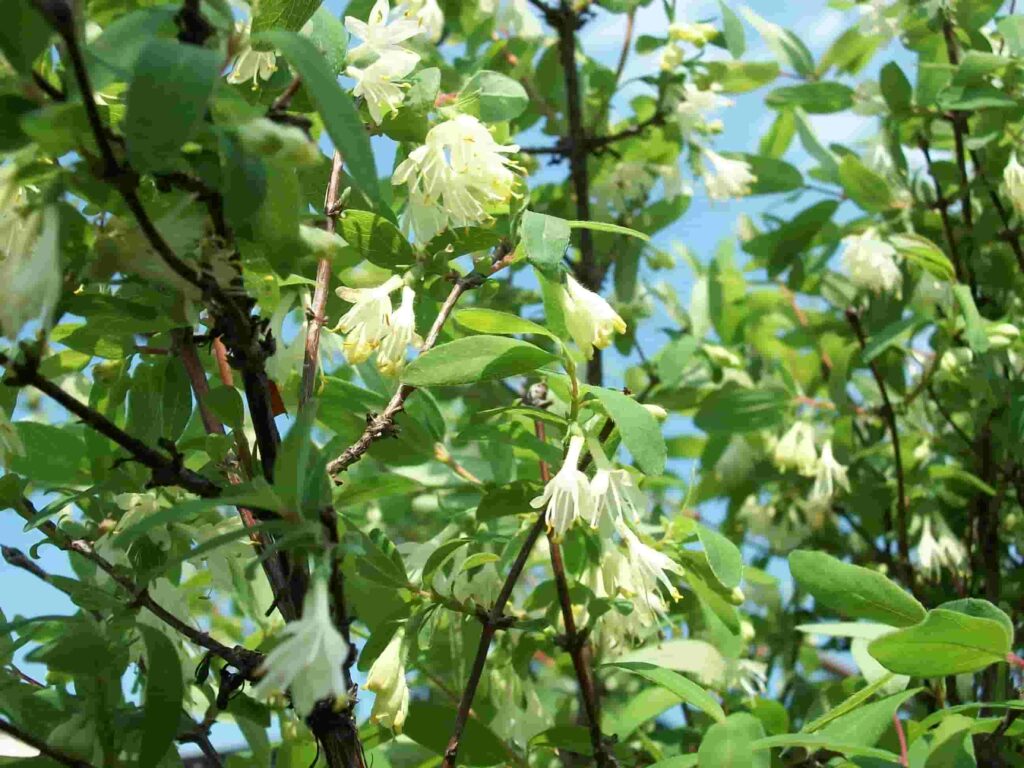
227,22,277,87
377,286,422,376
252,577,348,717
347,52,418,124
366,629,410,732
0,731,39,758
0,206,61,341
0,408,23,468
334,275,404,364
841,229,902,295
702,149,756,201
587,436,646,529
617,522,684,603
668,21,718,45
404,0,444,42
530,434,593,540
676,83,733,134
722,658,768,697
774,422,817,477
346,0,421,62
392,114,520,242
918,514,967,577
1004,153,1024,215
810,440,850,503
560,274,627,360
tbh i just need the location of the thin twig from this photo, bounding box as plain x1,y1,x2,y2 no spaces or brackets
0,350,220,498
845,310,913,588
325,245,516,478
301,150,344,407
0,719,96,768
919,138,967,285
536,420,615,766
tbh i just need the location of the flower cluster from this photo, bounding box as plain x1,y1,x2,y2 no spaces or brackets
346,0,422,124
392,114,521,242
334,275,421,373
659,18,717,71
841,229,902,295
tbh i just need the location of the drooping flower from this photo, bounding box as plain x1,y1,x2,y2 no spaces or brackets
773,422,817,477
404,0,444,42
1004,153,1024,216
346,0,421,62
227,22,277,87
377,286,421,376
347,52,419,124
530,434,593,539
334,275,404,364
676,83,733,134
0,205,61,340
366,629,410,732
668,20,718,45
586,435,646,529
810,440,850,503
616,522,684,603
560,274,627,360
918,514,968,577
841,229,902,295
702,149,756,201
392,114,520,242
252,577,349,717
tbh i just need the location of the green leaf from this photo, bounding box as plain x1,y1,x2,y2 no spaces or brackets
404,702,507,765
606,662,726,724
530,726,593,756
252,0,321,36
401,336,558,387
476,481,541,522
743,200,838,276
861,316,919,363
937,598,1013,646
838,155,894,212
766,82,854,113
741,154,803,194
589,387,666,476
454,308,557,339
605,685,682,741
86,7,179,90
137,625,185,768
952,285,990,353
336,210,415,268
697,712,769,768
420,538,473,585
301,6,349,75
460,551,500,572
739,8,814,77
998,15,1024,57
880,61,913,112
258,31,380,207
696,524,743,590
9,423,84,486
890,233,956,282
522,211,571,278
656,336,698,387
818,689,920,749
817,27,884,76
788,550,926,627
718,1,745,58
750,735,900,762
124,39,221,172
803,674,899,733
459,70,529,122
868,608,1011,676
566,220,650,241
0,0,51,74
705,61,780,93
694,386,789,433
28,620,111,673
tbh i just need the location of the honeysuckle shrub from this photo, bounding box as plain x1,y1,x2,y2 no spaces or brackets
1,0,1024,766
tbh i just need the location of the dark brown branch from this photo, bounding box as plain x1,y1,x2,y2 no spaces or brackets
845,310,913,588
325,245,516,478
0,718,96,768
0,349,220,498
270,75,304,113
969,148,1024,272
441,513,548,768
919,138,967,285
302,150,345,407
554,0,601,385
537,421,616,768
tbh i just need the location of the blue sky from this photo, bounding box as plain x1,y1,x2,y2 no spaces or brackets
0,0,900,756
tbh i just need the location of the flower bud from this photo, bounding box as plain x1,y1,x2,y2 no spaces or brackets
236,119,321,166
986,322,1019,350
643,404,668,421
939,347,973,374
1004,153,1024,216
